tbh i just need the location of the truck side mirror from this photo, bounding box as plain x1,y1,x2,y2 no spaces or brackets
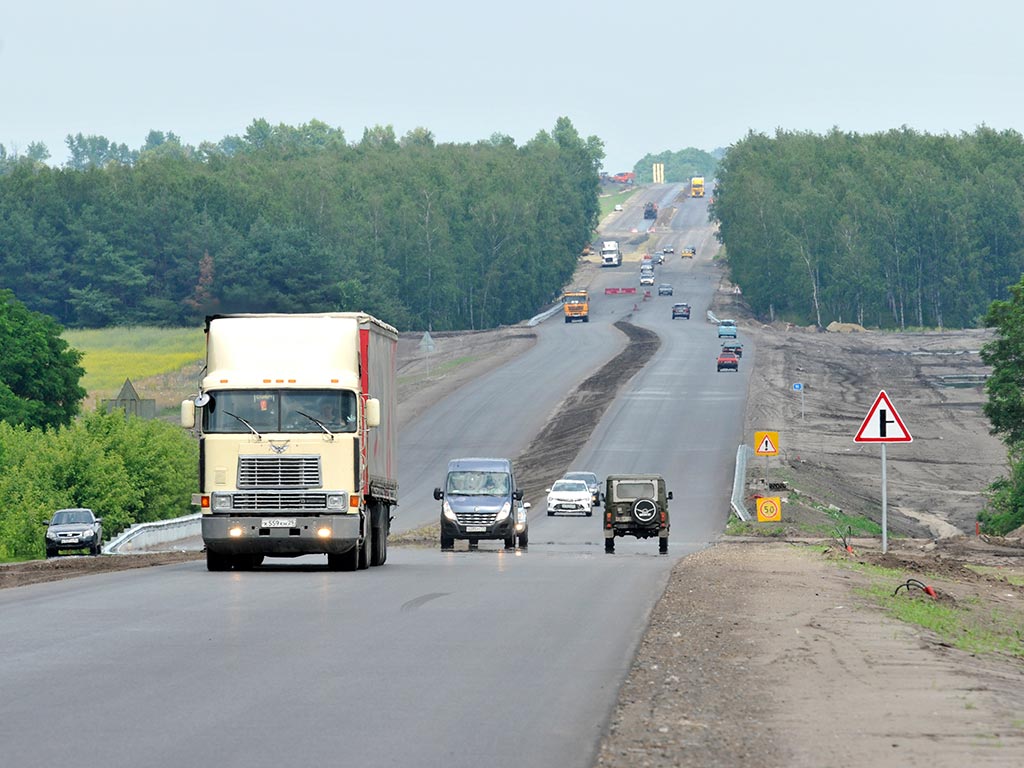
365,398,381,428
433,488,444,501
180,399,196,429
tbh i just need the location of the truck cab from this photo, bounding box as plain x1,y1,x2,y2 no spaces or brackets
563,290,590,323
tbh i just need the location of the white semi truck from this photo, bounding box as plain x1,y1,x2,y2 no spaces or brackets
181,312,398,572
600,240,622,267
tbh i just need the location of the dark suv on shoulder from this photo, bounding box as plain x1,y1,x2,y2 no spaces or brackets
45,508,103,557
602,475,672,554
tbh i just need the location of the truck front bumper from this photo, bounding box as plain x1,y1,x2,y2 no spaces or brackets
202,513,362,555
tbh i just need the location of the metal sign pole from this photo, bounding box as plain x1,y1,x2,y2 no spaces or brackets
881,443,888,554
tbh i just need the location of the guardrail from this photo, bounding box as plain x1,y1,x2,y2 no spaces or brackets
103,513,203,554
730,445,754,521
706,310,720,324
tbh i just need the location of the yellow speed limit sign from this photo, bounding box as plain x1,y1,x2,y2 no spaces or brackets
756,496,782,523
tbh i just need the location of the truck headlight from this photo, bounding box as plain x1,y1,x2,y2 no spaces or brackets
212,494,232,511
495,502,511,522
442,500,457,522
327,494,347,510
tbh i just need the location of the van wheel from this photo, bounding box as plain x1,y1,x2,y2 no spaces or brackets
440,533,454,551
604,538,615,554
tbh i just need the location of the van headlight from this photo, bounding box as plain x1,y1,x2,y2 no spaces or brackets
495,502,511,521
442,500,457,522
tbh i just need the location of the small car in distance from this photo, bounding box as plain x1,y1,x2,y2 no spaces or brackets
681,247,695,259
657,283,673,296
546,479,594,517
672,302,691,319
718,320,737,338
640,273,655,286
614,204,624,212
663,245,674,254
721,341,743,358
45,508,103,557
717,350,739,372
562,471,601,506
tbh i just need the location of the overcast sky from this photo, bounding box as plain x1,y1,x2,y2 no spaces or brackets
3,0,1021,173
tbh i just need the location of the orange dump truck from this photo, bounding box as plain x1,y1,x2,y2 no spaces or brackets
563,290,590,323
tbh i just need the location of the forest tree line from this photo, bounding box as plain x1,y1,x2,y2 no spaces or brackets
0,118,604,332
711,127,1024,329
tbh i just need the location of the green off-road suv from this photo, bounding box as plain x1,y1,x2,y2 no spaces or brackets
602,474,672,554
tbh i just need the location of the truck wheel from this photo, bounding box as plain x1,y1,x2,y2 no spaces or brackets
504,535,515,549
604,538,615,554
517,530,528,549
564,316,571,324
440,533,454,550
372,522,388,566
659,538,669,554
583,316,589,323
328,545,359,571
206,551,232,571
357,525,371,570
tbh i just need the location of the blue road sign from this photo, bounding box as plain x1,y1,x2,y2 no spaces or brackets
793,383,803,391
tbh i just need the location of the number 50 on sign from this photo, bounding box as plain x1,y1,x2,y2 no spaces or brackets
757,496,782,522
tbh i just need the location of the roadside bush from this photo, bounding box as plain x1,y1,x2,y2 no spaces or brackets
0,410,198,562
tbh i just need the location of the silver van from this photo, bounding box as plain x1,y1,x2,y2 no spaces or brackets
434,458,529,550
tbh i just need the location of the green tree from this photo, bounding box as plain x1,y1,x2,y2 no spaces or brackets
979,276,1024,534
0,290,86,428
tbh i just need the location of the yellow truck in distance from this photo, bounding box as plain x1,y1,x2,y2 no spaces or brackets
690,176,705,197
563,290,590,323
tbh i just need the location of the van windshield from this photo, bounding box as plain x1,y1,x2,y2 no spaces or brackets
446,471,510,497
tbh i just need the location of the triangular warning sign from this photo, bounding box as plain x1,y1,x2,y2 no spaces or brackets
757,434,776,454
854,390,912,443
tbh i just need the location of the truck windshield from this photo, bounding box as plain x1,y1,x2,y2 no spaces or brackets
203,390,358,434
446,471,510,497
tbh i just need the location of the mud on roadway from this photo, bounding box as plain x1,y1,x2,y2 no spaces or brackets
5,279,1024,767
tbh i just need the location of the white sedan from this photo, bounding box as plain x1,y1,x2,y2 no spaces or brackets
546,479,594,517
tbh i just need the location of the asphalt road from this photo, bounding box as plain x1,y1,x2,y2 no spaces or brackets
0,188,750,768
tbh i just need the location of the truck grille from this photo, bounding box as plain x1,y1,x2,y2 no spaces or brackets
232,492,329,510
455,511,498,526
238,455,321,488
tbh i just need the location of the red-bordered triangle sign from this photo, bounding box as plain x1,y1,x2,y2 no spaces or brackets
854,390,912,443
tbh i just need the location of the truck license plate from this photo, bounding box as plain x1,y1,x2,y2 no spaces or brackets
465,526,487,533
261,518,296,528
